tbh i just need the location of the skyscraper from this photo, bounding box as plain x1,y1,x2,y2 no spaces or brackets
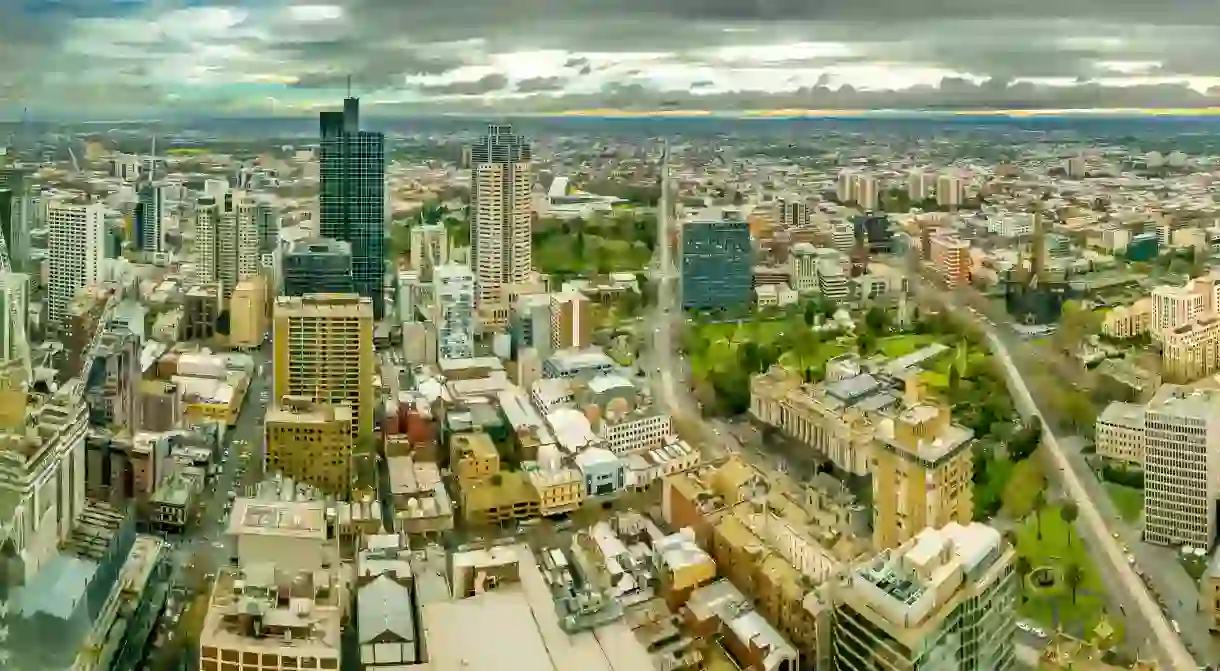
134,182,164,253
318,96,386,318
195,192,259,298
47,199,106,326
469,124,532,330
0,167,30,272
194,196,219,283
283,237,354,297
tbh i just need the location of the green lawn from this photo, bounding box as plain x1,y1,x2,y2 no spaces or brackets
875,333,939,358
1017,506,1118,639
1103,483,1143,524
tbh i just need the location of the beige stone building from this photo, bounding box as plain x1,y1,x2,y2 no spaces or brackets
872,401,974,550
1101,298,1151,340
1162,313,1220,383
227,278,266,350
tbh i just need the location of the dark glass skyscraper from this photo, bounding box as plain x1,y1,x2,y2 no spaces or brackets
319,97,386,318
283,237,354,297
0,167,29,272
134,182,163,253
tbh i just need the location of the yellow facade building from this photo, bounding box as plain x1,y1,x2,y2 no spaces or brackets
461,471,540,525
272,293,374,436
872,400,974,550
228,278,266,350
450,432,500,483
264,398,355,496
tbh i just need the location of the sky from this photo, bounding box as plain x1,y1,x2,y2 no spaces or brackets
6,0,1220,117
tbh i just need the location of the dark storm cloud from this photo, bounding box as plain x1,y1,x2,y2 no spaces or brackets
417,74,509,96
516,77,566,93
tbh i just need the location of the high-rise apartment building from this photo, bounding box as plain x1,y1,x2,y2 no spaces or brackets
936,173,965,208
283,237,354,297
272,294,374,437
852,173,879,211
194,196,219,284
872,397,974,550
410,223,449,281
1143,385,1220,547
930,234,971,289
196,192,259,299
319,96,386,318
836,169,856,203
469,124,532,330
907,169,935,201
264,397,354,496
550,290,592,351
834,522,1017,670
680,209,752,311
134,182,164,253
47,199,106,326
433,263,475,360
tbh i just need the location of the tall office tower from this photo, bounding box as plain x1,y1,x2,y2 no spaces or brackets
194,196,219,283
134,181,164,253
680,209,752,311
834,522,1017,670
272,294,374,436
0,167,30,272
872,389,974,550
216,192,260,300
255,200,278,253
1143,386,1220,547
318,96,386,318
47,199,106,326
283,237,354,296
410,223,449,281
433,263,476,360
469,124,532,330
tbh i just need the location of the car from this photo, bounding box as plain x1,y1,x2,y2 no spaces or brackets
1112,532,1120,539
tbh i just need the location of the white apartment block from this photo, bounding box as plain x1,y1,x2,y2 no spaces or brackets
907,169,934,201
936,174,965,208
987,213,1033,238
599,409,672,455
831,222,856,253
433,263,475,360
1094,401,1146,466
777,194,809,228
1143,386,1220,548
47,200,106,326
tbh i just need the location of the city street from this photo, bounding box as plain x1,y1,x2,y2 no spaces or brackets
905,277,1196,669
150,346,270,670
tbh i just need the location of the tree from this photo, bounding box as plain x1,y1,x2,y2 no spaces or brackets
1060,502,1079,548
1064,563,1084,604
864,306,890,334
856,332,876,357
1034,489,1047,540
1015,556,1032,602
803,301,817,327
948,365,961,397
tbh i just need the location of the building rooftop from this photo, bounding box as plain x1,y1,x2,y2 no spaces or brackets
265,399,354,425
226,498,327,540
462,471,537,512
1098,401,1145,427
1146,384,1220,419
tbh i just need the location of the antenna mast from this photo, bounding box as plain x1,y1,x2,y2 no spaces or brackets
346,75,352,98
